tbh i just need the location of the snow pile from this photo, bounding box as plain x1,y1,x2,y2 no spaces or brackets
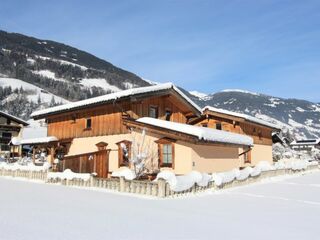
137,118,253,146
154,170,212,192
47,169,91,181
236,167,253,180
19,136,58,145
0,162,50,172
111,168,136,180
155,159,318,190
211,169,240,186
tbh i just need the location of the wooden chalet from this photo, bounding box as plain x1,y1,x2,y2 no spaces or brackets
190,106,280,166
30,83,255,177
0,111,29,157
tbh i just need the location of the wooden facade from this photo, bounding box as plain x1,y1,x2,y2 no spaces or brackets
0,111,29,156
47,94,193,140
193,112,274,146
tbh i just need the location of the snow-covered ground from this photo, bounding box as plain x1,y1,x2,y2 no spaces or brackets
0,172,319,240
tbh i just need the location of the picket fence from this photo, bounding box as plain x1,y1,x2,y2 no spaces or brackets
0,164,319,198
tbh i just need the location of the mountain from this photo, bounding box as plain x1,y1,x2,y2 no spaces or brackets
1,30,319,141
0,30,150,118
188,89,320,140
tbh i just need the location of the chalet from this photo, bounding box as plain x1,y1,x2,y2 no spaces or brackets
290,139,320,151
190,106,280,166
30,83,254,177
0,111,29,157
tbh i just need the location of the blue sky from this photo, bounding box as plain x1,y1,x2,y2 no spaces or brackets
1,0,320,102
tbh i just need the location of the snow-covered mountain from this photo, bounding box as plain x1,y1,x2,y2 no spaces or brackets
188,89,320,140
0,30,150,118
1,30,319,140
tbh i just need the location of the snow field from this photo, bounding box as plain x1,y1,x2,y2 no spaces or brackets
0,172,320,240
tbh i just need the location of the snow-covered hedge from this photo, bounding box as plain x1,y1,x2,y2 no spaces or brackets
154,171,211,192
111,167,136,180
47,169,91,181
154,159,319,191
0,162,50,172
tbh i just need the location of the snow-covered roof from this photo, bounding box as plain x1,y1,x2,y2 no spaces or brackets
0,110,29,126
202,106,280,130
19,136,58,145
136,117,253,146
31,83,201,118
290,139,320,146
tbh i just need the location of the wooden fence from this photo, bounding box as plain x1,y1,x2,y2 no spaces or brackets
1,164,319,198
61,149,110,178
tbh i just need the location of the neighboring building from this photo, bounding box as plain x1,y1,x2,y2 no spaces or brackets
30,83,254,177
290,139,320,151
0,111,29,157
190,106,280,166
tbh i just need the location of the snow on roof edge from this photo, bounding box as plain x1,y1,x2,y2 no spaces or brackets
290,139,320,146
202,106,280,130
0,110,29,126
136,117,253,146
19,136,58,145
31,83,201,118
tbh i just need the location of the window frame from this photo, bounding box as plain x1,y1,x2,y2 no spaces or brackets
85,118,92,130
165,109,172,121
216,122,222,130
149,105,159,119
116,140,132,167
244,149,252,164
2,132,12,139
155,138,175,168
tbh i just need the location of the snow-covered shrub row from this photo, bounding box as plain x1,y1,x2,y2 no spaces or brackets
154,159,319,191
111,168,136,180
154,171,211,192
47,169,91,181
0,162,50,172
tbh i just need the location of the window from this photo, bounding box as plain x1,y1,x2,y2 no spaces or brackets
156,138,175,168
1,144,10,151
85,118,92,129
149,106,158,118
201,123,208,127
162,144,173,165
258,130,262,140
6,119,11,125
2,132,12,139
116,140,131,167
244,150,252,163
216,122,222,130
165,110,172,121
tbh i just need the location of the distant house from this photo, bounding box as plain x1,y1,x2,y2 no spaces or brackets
30,83,256,177
190,106,281,166
290,139,320,151
0,111,29,157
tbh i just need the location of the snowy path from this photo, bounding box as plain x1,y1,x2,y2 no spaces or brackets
0,173,320,240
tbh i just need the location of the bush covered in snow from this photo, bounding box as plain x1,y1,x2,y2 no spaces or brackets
111,167,136,180
0,161,50,172
154,170,212,192
47,169,91,181
154,159,319,191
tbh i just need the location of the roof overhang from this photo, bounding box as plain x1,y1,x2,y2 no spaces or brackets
0,111,29,126
31,83,201,120
123,118,252,148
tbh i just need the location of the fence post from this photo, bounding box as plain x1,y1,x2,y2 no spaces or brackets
119,177,125,192
157,179,166,198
